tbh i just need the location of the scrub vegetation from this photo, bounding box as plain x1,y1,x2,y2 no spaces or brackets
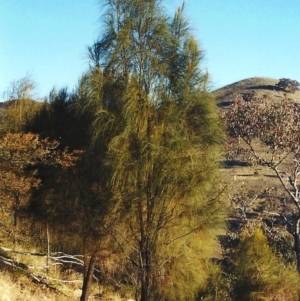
1,1,300,300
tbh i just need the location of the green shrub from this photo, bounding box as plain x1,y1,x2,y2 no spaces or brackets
231,228,300,301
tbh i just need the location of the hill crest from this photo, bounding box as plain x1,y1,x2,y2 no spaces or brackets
213,77,300,106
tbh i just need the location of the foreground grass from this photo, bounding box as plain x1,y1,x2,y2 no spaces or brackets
0,270,78,301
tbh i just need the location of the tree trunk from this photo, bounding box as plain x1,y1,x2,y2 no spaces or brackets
13,195,20,227
80,251,97,301
140,251,150,301
293,216,300,273
141,274,149,301
46,222,50,274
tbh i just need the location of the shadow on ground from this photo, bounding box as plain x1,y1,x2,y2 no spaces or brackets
247,85,277,91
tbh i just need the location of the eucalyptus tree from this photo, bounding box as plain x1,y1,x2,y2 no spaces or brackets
78,1,226,300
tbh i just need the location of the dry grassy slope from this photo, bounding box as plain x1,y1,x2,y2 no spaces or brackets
1,77,299,300
213,77,300,107
214,77,300,229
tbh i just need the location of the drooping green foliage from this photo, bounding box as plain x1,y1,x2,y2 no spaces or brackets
200,262,232,301
231,228,300,301
0,2,229,300
75,1,227,300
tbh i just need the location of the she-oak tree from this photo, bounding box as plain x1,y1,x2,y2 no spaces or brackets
76,1,227,300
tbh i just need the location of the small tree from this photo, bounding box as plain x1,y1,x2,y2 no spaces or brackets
76,1,227,300
25,88,89,150
222,95,300,272
276,78,300,93
1,76,41,135
231,228,300,301
0,133,81,241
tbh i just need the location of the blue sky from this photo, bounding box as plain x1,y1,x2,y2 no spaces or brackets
1,0,300,100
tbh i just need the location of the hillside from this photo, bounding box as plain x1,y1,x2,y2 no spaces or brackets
213,77,300,107
217,77,300,262
215,77,300,194
215,77,289,201
1,76,299,300
0,102,5,121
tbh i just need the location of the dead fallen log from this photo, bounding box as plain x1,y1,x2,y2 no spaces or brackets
0,254,64,295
